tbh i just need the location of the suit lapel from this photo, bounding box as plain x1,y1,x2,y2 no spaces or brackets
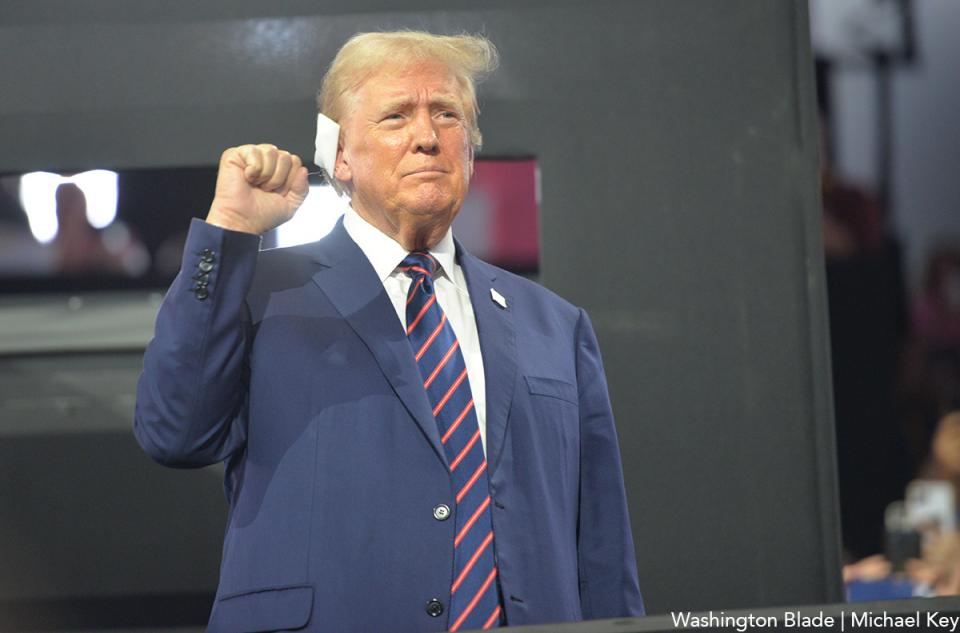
458,245,517,476
307,221,449,469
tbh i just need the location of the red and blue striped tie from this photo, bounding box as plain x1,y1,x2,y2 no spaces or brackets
401,252,504,631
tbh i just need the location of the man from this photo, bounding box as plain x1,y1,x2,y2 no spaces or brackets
135,31,643,632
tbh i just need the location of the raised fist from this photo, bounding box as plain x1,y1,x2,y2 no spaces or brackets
205,144,310,235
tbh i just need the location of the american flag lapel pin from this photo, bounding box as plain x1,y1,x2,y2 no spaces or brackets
490,288,507,309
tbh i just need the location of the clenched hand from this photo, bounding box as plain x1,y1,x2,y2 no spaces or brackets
205,144,310,235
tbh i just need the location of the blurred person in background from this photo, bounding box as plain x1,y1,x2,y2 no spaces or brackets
844,411,960,597
911,246,960,411
908,412,960,597
53,183,127,276
819,116,887,261
819,109,913,561
48,182,150,278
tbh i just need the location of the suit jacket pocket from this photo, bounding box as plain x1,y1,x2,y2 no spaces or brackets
525,375,578,404
215,584,313,632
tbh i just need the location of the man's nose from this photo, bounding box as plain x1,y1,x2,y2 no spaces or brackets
411,111,439,154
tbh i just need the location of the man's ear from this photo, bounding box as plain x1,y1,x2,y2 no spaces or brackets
334,133,352,183
468,144,475,178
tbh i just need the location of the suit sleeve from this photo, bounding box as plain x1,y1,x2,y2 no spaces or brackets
134,218,261,468
575,307,645,618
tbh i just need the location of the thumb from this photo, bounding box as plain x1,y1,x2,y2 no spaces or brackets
290,165,309,200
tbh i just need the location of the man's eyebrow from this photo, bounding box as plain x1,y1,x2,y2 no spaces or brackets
377,97,414,113
430,95,463,111
375,94,463,113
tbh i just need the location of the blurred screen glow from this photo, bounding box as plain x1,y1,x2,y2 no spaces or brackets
272,184,351,248
18,170,119,243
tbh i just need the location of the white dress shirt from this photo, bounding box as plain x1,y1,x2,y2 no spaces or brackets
342,208,488,453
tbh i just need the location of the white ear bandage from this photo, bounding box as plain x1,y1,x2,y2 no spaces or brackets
314,113,346,197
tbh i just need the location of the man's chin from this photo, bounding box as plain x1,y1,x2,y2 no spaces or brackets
400,194,461,222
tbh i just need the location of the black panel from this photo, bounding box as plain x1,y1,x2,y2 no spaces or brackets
536,0,842,611
0,354,226,610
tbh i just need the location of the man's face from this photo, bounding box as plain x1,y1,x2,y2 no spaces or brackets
335,61,474,239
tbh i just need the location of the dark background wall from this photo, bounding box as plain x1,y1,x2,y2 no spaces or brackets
0,0,841,624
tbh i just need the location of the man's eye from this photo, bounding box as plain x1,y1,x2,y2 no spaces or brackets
383,113,404,121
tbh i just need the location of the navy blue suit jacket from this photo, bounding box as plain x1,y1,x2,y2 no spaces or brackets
134,218,643,632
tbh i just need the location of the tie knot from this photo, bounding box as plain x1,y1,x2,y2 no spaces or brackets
400,252,439,279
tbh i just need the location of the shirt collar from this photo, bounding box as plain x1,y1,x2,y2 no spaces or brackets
342,207,458,283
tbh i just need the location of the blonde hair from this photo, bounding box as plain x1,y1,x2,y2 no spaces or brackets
317,31,499,150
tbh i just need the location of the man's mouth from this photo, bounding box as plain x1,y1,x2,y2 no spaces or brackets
405,167,448,176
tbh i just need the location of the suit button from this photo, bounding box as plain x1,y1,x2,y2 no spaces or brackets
198,260,214,273
425,598,444,617
433,504,450,521
195,287,209,300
